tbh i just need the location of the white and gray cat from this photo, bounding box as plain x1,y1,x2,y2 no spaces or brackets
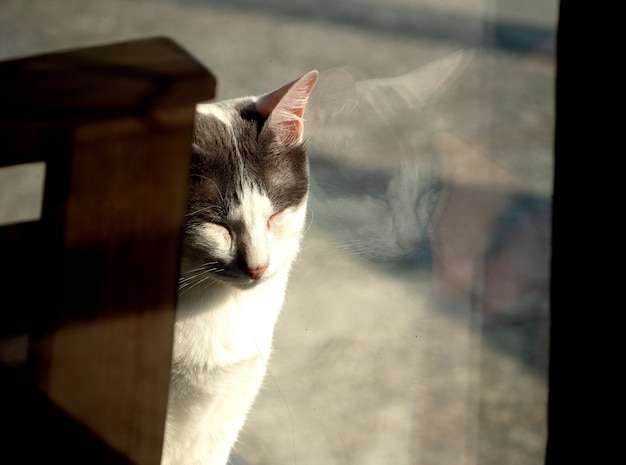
162,71,318,465
305,51,468,265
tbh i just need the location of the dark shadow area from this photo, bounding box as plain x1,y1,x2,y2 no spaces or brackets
1,362,133,464
546,1,608,463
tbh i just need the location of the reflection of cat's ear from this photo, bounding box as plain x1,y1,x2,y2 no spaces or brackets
358,49,473,112
308,68,358,116
255,70,319,144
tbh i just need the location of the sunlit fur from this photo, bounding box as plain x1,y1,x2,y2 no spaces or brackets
162,71,317,465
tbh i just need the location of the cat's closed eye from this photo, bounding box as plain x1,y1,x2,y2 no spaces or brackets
213,222,232,235
267,207,295,234
268,209,288,229
203,222,232,244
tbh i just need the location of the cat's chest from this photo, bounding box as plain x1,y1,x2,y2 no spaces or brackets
173,278,287,370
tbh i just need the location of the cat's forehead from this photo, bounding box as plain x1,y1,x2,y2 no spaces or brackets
192,98,257,163
189,97,309,216
228,187,274,221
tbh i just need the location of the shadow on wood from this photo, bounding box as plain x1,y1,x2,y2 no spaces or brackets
0,37,216,464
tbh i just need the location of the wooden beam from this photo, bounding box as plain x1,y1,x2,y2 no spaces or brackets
0,37,215,464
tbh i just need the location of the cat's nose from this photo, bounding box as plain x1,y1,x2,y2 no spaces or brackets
246,263,269,280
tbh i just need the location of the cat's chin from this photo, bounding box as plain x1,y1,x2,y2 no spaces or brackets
218,274,270,290
229,280,260,290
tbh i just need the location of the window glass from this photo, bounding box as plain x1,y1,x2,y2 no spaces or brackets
0,1,556,464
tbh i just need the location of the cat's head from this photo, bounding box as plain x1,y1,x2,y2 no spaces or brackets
181,71,318,292
309,154,443,265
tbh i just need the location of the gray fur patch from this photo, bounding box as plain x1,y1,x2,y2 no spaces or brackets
186,102,309,228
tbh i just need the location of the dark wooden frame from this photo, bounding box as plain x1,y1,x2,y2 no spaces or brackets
0,37,215,464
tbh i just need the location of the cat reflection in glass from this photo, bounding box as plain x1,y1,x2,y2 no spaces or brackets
307,51,466,266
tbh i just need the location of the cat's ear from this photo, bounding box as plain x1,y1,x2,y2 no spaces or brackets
255,70,319,145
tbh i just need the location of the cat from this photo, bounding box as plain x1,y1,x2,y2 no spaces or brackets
161,70,318,465
304,52,469,266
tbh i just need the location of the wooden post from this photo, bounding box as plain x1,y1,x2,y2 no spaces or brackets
0,38,216,464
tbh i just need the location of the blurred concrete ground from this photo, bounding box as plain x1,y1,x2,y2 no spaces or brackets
0,1,556,464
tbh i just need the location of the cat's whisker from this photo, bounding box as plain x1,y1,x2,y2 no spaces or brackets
178,273,209,286
178,264,223,292
180,262,219,275
178,264,225,290
179,273,205,282
178,271,208,286
178,274,215,295
178,274,207,286
179,267,208,278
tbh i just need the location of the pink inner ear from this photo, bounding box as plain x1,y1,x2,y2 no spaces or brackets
255,71,319,144
255,83,290,120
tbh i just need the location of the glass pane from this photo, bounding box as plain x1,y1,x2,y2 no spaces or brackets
0,1,556,464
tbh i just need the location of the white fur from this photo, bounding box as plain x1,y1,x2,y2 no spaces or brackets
163,71,317,465
162,186,308,465
195,102,230,124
